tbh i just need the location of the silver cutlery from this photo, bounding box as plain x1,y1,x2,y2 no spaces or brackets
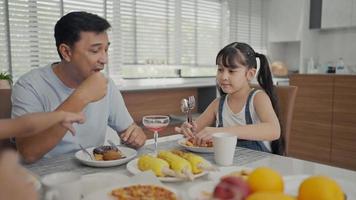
107,139,119,150
181,98,190,123
187,96,195,123
78,143,94,160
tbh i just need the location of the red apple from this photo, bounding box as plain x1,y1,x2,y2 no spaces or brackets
213,182,236,199
220,176,251,199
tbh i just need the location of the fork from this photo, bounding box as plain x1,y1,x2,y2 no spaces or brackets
107,139,119,150
187,96,196,123
78,143,94,160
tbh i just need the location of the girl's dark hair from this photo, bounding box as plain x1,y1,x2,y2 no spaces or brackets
54,11,111,59
216,42,284,155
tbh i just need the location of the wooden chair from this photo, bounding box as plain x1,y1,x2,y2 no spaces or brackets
251,84,298,156
0,89,15,149
275,85,298,156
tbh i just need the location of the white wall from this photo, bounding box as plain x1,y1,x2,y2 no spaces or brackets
267,0,356,73
316,28,356,67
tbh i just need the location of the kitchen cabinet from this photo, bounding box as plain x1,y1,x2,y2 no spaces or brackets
122,88,197,138
268,0,304,42
122,86,216,139
289,74,356,170
289,75,333,165
321,0,353,29
352,0,356,26
331,76,356,170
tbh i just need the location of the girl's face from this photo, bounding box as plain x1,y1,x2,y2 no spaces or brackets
216,59,255,94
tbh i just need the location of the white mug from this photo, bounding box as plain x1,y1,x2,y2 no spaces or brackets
212,132,237,166
41,172,82,200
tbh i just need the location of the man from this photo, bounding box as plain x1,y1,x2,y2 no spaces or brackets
12,11,146,163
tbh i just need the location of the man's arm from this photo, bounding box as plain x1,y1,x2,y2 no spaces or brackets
0,111,84,139
119,123,146,148
15,73,107,163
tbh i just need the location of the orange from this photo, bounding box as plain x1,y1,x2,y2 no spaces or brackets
246,192,296,200
247,167,284,193
298,175,344,200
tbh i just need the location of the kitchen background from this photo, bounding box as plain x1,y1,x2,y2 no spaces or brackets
0,0,354,83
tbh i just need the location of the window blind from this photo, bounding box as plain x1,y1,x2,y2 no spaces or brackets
0,0,267,80
228,0,266,54
0,0,9,72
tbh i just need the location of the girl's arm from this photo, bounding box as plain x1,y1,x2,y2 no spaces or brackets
175,98,219,137
0,111,85,139
195,92,280,145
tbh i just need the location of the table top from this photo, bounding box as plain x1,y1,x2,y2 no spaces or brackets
25,135,356,199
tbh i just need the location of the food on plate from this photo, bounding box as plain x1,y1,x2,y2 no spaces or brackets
222,169,252,181
247,167,284,193
171,150,216,174
137,155,175,177
246,192,295,200
185,137,213,147
158,150,194,180
213,176,251,200
93,145,124,161
111,184,177,200
298,175,344,200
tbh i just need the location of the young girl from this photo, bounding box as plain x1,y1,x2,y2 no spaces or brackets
176,42,283,155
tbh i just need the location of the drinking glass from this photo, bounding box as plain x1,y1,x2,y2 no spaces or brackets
142,115,170,154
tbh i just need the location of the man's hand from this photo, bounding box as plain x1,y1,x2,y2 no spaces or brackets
74,72,108,104
120,123,146,148
59,111,86,135
0,151,38,200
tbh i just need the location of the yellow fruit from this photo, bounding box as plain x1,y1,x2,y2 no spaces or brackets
246,192,296,200
298,176,344,200
247,167,284,193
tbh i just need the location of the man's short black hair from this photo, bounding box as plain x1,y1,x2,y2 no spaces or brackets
54,11,111,59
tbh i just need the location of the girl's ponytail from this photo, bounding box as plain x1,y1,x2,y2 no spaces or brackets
256,53,285,155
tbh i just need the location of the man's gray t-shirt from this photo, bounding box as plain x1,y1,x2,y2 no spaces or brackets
11,64,133,157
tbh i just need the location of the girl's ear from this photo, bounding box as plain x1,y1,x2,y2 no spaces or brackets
246,68,256,81
58,44,72,62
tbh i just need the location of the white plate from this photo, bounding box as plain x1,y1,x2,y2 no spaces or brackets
81,173,130,198
178,139,214,153
75,146,137,167
188,174,356,200
126,158,208,182
83,184,178,200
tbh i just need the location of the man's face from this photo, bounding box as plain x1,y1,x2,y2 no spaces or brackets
69,31,110,80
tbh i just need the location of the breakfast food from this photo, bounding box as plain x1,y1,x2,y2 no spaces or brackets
171,150,215,174
138,155,175,177
223,169,252,181
185,137,213,147
298,176,344,200
158,150,194,180
213,176,251,200
93,145,124,161
111,184,177,200
247,167,284,193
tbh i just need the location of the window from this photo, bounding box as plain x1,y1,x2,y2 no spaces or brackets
0,0,267,81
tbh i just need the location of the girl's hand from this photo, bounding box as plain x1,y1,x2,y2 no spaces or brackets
194,127,217,146
174,121,197,138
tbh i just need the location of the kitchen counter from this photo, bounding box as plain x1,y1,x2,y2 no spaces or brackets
116,76,290,91
117,77,216,91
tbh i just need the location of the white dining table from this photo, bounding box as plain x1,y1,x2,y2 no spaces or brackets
25,134,356,199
